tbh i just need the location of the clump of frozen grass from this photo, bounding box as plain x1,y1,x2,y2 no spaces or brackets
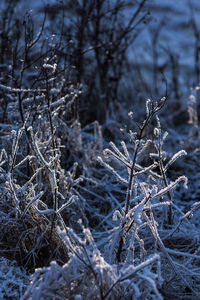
0,114,91,270
24,225,163,300
0,257,29,300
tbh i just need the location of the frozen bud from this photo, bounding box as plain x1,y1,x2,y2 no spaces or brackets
128,111,133,119
154,127,160,137
146,99,151,115
188,95,196,104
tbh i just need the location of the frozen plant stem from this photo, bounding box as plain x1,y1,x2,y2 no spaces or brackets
125,98,166,215
28,126,58,243
44,67,58,243
157,134,173,225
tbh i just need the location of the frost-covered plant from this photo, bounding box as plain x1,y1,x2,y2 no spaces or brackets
0,50,104,275
0,39,105,271
0,38,88,270
97,98,198,297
